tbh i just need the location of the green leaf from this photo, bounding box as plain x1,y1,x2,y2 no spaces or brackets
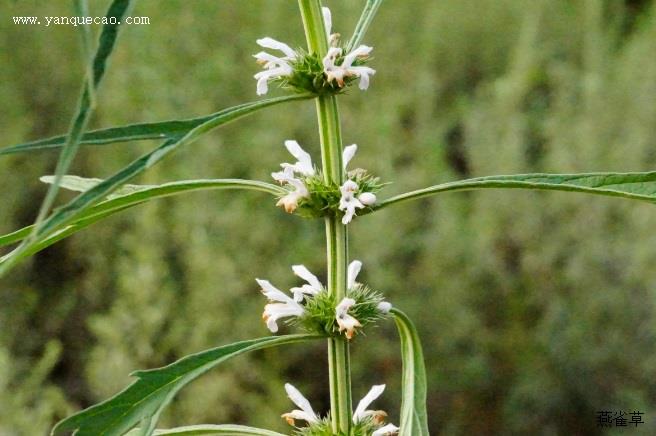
126,424,286,436
0,177,285,258
345,0,383,52
39,175,151,198
391,308,429,436
73,0,97,106
0,111,269,157
51,334,320,436
0,94,308,276
378,171,656,210
30,0,133,236
0,226,31,249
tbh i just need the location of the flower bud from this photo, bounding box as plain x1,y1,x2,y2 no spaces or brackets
358,192,377,206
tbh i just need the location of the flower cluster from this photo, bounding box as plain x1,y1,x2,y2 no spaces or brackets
272,140,382,224
256,260,391,340
282,383,399,435
253,7,375,96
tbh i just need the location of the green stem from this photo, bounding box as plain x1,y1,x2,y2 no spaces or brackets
298,1,352,433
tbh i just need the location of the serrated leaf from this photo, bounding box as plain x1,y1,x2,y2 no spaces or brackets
391,308,429,436
126,424,286,436
379,171,656,210
52,334,320,436
0,94,308,276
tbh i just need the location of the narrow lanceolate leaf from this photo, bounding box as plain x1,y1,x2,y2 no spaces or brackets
38,175,286,199
378,171,656,210
35,97,299,236
0,178,284,261
51,334,320,436
31,0,133,235
0,95,307,276
391,308,429,436
126,424,287,436
346,0,383,52
0,104,302,156
73,0,96,106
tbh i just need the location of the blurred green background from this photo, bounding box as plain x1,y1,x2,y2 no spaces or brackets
2,0,656,434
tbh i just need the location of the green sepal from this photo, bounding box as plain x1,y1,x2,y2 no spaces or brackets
291,284,388,340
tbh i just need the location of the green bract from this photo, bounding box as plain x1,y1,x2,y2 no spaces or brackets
293,284,389,338
292,416,382,436
283,169,384,219
278,49,373,96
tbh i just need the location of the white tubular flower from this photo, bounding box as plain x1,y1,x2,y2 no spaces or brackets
339,180,365,224
336,297,361,340
347,260,362,289
257,37,297,59
276,177,309,213
281,383,320,426
271,165,295,184
254,64,292,96
281,140,315,176
342,144,357,172
256,279,304,333
372,423,400,435
323,45,376,90
253,37,297,95
322,7,333,44
353,384,387,424
323,47,344,85
272,140,315,213
290,264,324,302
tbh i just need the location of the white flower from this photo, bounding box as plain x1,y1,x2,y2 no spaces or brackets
271,140,315,213
276,177,309,213
253,37,298,95
339,180,365,224
358,192,377,206
373,423,400,435
290,264,324,302
347,259,362,289
342,144,358,172
321,6,338,46
353,384,388,424
256,279,304,333
322,7,332,38
338,179,377,224
257,37,297,59
323,45,376,90
280,140,315,177
281,382,398,434
337,145,376,223
271,165,295,184
354,385,399,434
347,260,392,314
281,383,320,426
335,297,361,340
377,301,392,314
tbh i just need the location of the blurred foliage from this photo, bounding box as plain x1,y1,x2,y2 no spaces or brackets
1,0,656,434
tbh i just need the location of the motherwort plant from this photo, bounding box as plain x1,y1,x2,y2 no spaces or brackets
3,1,656,435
